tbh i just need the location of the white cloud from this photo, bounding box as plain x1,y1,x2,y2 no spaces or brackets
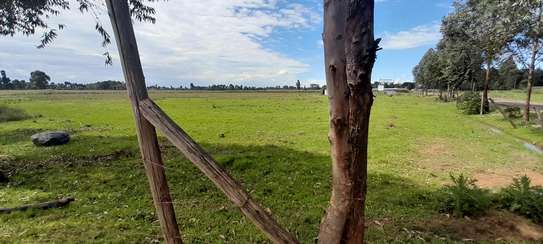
0,0,320,86
379,23,441,50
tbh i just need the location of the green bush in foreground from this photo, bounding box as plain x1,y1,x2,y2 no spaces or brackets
439,174,543,223
0,105,30,122
456,91,481,115
439,174,492,217
496,175,543,223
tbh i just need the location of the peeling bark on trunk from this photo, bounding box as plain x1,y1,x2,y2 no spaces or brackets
319,0,377,243
524,41,538,122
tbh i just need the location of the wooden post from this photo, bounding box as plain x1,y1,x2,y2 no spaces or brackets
139,99,299,244
105,1,182,243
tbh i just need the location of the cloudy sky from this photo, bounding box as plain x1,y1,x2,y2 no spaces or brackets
0,0,453,87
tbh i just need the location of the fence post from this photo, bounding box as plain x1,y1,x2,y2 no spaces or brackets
105,0,183,243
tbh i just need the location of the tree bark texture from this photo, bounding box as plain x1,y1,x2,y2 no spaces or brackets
481,60,491,115
105,1,182,243
524,41,538,122
318,0,377,243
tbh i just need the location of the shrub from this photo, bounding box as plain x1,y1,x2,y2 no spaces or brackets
0,105,30,122
496,175,543,223
456,91,481,115
503,107,522,119
439,174,492,217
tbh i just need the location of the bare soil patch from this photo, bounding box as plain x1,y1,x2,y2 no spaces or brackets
421,211,543,241
415,139,542,187
416,139,463,172
474,170,543,189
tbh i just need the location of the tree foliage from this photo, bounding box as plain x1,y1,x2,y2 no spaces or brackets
29,70,50,89
496,56,523,89
0,0,159,64
413,49,443,90
505,0,543,121
507,0,543,68
413,0,542,108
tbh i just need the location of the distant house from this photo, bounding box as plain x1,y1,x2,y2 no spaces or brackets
309,83,321,89
378,79,393,91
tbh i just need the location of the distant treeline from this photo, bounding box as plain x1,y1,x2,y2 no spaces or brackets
0,70,126,90
182,82,322,91
374,82,416,90
0,70,327,91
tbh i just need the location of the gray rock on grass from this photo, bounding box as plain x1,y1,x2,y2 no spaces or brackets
31,131,70,146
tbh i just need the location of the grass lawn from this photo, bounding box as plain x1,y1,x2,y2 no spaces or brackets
1,90,542,243
490,88,543,104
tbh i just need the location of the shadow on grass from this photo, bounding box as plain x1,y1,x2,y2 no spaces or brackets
0,105,31,123
1,134,441,243
0,128,43,146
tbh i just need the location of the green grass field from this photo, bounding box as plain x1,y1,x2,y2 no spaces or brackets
491,88,543,104
1,90,542,243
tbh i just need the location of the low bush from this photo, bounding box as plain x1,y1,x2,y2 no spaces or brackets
438,174,492,217
456,91,481,115
502,107,522,119
496,175,543,223
0,105,31,122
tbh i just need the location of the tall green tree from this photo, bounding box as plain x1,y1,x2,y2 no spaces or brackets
443,7,486,93
414,48,444,95
507,0,543,121
29,70,50,89
437,23,483,99
0,70,11,89
496,56,522,90
452,0,516,114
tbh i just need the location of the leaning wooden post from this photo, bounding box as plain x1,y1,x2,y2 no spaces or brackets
139,99,299,244
105,0,183,243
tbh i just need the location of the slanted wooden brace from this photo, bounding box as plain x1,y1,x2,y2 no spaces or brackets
105,1,298,243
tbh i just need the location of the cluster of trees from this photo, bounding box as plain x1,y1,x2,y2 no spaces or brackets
0,70,126,90
373,81,416,90
1,70,324,91
1,70,50,89
50,80,126,90
187,81,322,91
414,0,543,121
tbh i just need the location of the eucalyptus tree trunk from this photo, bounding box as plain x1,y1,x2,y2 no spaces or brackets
319,0,377,243
447,83,451,102
481,60,491,115
524,41,538,122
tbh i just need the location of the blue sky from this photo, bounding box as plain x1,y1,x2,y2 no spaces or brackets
267,0,454,84
374,0,453,82
0,0,454,87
